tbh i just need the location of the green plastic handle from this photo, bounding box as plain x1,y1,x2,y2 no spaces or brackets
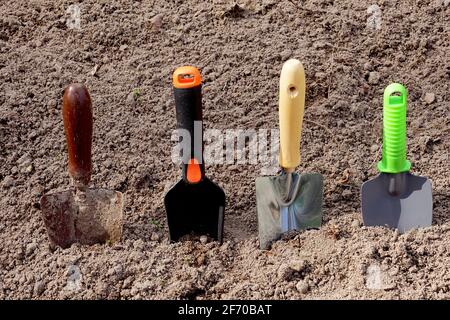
377,83,411,173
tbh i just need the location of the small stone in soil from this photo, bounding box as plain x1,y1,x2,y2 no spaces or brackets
22,164,34,174
110,265,124,277
2,176,14,188
289,259,306,272
196,254,206,266
28,130,38,140
126,92,136,107
133,239,145,250
95,281,110,296
199,235,208,244
90,64,99,76
150,14,163,32
17,154,32,168
103,159,112,169
277,264,294,281
296,280,309,294
368,71,380,85
424,92,435,105
25,241,38,256
370,144,379,153
392,229,399,241
151,232,160,242
123,277,133,289
280,49,292,61
363,61,373,71
342,189,352,198
33,281,45,296
351,219,361,228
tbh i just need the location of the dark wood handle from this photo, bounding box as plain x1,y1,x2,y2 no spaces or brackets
62,84,93,187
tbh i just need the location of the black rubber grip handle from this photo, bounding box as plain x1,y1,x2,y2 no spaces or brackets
173,85,205,182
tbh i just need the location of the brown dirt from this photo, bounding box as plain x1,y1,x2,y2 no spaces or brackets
0,0,449,299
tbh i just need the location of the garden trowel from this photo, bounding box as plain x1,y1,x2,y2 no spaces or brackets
256,59,323,250
164,66,226,243
40,84,124,249
361,83,432,232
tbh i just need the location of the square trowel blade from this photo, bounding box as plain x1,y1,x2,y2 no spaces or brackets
256,172,323,250
164,177,225,243
40,188,124,249
361,172,432,233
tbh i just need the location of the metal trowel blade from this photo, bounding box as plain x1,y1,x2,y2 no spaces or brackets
256,172,323,249
164,177,225,243
361,172,432,233
40,188,124,249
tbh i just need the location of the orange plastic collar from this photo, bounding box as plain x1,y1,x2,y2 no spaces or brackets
186,158,202,183
173,66,202,89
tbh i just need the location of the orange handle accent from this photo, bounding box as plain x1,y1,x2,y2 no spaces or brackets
173,66,202,89
62,84,93,187
186,158,202,183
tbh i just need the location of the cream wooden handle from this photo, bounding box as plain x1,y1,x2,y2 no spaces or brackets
278,59,305,170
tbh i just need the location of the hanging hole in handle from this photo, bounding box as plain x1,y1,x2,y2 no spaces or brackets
288,85,298,98
178,73,195,84
388,91,404,106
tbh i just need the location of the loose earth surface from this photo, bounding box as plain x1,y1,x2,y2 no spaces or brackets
0,0,449,299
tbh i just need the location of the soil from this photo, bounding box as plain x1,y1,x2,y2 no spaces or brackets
0,0,449,300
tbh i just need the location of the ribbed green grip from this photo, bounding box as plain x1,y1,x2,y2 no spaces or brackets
377,83,411,173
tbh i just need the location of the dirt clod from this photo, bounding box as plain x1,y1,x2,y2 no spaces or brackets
289,259,307,273
33,281,46,296
351,219,361,228
149,14,163,32
2,176,14,188
296,280,309,294
25,241,38,256
424,92,436,105
151,232,161,242
368,71,380,85
199,235,209,244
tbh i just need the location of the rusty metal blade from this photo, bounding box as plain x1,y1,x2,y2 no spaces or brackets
40,188,124,249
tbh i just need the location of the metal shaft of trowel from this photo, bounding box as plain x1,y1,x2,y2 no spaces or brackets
280,168,301,231
387,172,408,196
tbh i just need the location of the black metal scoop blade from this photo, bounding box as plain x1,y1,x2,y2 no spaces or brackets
165,177,225,242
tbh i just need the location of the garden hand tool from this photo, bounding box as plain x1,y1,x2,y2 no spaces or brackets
164,66,226,243
361,83,432,232
40,84,124,249
256,59,323,250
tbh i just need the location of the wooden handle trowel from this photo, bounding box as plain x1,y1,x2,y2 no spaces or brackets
256,59,323,250
40,84,124,249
